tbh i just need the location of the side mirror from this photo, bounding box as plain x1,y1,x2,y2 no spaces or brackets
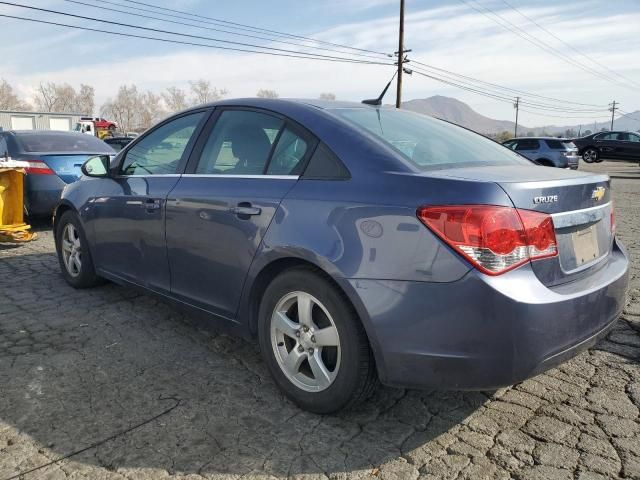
81,155,110,178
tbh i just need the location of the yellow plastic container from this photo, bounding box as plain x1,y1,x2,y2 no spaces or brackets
0,167,36,242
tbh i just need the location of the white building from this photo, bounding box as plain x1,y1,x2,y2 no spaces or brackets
0,110,86,132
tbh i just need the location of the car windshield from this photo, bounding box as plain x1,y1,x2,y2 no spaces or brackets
16,133,109,153
330,107,530,170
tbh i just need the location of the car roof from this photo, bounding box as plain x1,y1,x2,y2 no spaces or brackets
181,97,376,115
505,137,571,141
6,130,87,136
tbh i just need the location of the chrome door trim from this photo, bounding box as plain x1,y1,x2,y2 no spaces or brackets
180,174,299,180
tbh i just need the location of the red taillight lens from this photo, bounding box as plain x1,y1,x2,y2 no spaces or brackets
24,160,55,175
417,205,557,275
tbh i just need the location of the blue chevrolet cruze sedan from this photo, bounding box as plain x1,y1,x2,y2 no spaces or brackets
53,98,629,413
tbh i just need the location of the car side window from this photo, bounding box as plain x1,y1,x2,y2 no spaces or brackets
0,135,7,156
503,141,516,150
515,139,539,151
266,128,309,175
628,133,640,142
196,110,284,175
120,112,205,175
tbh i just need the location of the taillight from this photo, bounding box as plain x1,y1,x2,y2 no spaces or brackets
24,160,55,175
417,205,558,275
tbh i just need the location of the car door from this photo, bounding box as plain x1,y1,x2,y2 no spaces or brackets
91,110,209,292
594,132,619,158
625,132,640,159
165,108,316,320
514,139,540,161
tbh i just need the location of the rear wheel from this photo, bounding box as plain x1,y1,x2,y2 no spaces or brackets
582,147,599,163
258,267,377,413
55,211,103,288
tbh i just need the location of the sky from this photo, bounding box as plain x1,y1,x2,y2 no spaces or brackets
1,0,639,128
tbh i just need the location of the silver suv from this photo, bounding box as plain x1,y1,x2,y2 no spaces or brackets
502,137,579,169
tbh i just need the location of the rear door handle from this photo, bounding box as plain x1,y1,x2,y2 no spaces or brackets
232,203,261,217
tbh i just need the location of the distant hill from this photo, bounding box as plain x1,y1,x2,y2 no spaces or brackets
402,95,640,137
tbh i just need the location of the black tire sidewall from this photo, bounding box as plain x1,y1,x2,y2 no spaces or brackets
258,268,369,414
56,211,100,288
583,148,598,163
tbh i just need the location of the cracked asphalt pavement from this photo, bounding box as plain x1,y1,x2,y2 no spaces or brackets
1,160,639,480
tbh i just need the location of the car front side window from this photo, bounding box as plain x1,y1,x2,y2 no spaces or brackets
120,112,205,175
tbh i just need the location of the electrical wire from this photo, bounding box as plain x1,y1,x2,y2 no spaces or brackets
408,59,609,109
59,0,390,61
0,2,393,64
457,0,639,91
116,0,392,57
499,0,640,90
0,13,393,65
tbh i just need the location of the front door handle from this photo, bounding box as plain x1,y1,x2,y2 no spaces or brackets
143,198,162,211
232,203,261,217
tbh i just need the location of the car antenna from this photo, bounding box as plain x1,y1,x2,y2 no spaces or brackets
362,70,398,106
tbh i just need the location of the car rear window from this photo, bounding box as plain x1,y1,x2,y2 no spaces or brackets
544,139,576,150
16,133,110,153
330,108,530,170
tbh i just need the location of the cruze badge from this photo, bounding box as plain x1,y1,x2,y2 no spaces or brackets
533,195,558,204
591,186,605,202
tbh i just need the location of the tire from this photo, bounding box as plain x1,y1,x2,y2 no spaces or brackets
582,147,599,163
108,125,116,132
55,211,104,289
258,267,377,413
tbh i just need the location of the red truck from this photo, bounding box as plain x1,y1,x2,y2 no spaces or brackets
80,117,117,131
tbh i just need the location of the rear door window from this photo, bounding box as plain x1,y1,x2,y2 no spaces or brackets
545,139,564,149
266,128,309,175
195,110,283,175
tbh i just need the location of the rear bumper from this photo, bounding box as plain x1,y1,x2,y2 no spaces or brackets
25,174,67,217
345,239,629,390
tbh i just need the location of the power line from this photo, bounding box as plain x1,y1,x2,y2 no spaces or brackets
499,0,640,90
119,0,391,57
59,0,389,61
0,2,394,65
408,59,609,109
0,13,393,66
457,0,638,92
409,66,609,114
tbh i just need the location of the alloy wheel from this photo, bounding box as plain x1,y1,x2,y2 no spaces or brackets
270,291,341,392
583,148,598,163
61,223,82,277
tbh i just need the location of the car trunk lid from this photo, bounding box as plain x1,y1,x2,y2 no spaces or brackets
429,165,613,286
33,154,98,183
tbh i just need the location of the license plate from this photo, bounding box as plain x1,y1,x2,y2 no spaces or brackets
572,225,599,266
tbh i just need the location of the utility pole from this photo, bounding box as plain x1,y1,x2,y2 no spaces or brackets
395,0,406,109
513,97,520,137
609,100,617,131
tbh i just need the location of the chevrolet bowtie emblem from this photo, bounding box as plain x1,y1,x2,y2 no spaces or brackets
591,186,605,202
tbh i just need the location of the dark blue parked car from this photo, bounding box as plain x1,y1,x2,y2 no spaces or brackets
0,130,114,216
53,99,629,413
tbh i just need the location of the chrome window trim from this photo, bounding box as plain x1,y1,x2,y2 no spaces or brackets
115,174,182,178
180,174,299,180
551,202,611,229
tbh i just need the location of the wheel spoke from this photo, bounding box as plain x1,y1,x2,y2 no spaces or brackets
308,352,332,388
65,254,75,273
297,293,314,327
62,239,73,253
72,254,81,272
272,311,299,339
313,325,339,347
282,348,305,376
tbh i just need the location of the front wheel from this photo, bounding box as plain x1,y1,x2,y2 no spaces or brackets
55,211,103,288
258,268,377,413
582,147,599,163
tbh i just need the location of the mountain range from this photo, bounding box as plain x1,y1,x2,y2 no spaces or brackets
402,95,640,137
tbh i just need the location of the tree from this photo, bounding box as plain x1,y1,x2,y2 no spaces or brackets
189,79,227,105
495,131,512,142
162,86,188,112
33,82,94,114
525,131,535,137
256,89,279,98
319,92,336,100
101,85,166,132
0,79,30,110
76,84,95,116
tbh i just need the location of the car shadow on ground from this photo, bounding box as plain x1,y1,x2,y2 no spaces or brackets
0,246,493,478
